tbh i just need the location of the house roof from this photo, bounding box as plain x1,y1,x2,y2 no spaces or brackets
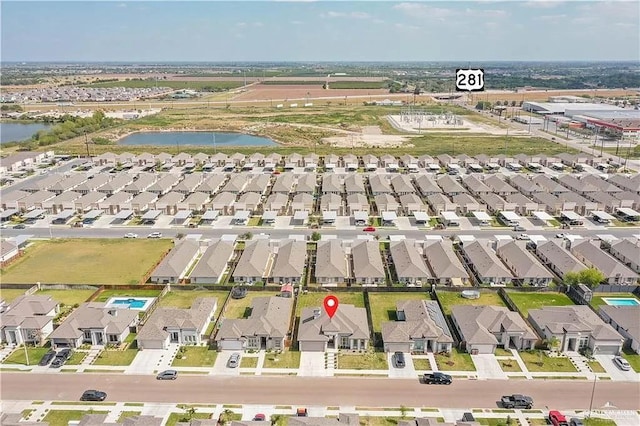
399,194,426,209
536,240,587,276
49,302,138,340
351,240,385,279
130,191,158,205
381,300,453,344
462,175,492,193
98,174,134,192
195,174,226,193
173,173,204,193
222,174,250,193
484,175,518,194
599,305,640,345
151,240,199,279
368,175,393,193
610,238,640,266
233,239,271,278
452,305,538,345
216,296,293,341
532,175,570,193
147,174,181,192
315,240,347,279
437,175,467,194
415,175,442,194
375,194,399,211
0,295,57,329
189,241,235,281
271,240,307,279
298,305,369,342
496,241,553,279
212,191,236,206
390,240,432,279
295,174,317,193
391,174,416,194
462,240,514,280
138,298,217,341
571,239,638,279
271,174,296,193
288,414,360,426
322,174,343,193
423,240,469,280
345,174,366,193
529,305,624,341
245,175,271,193
346,193,369,209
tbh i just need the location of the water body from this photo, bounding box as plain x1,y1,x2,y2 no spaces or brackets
0,122,52,144
119,131,276,147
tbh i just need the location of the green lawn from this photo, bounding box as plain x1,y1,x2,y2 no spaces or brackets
94,289,162,302
165,413,213,426
622,348,640,372
117,411,142,423
171,346,218,367
506,292,574,317
436,291,506,315
43,410,108,426
0,239,172,284
368,292,432,333
37,289,96,306
476,418,513,426
583,419,617,426
160,290,229,318
588,360,606,373
295,292,365,317
434,348,476,371
519,351,578,372
93,347,138,366
499,359,522,372
589,293,640,310
494,348,513,356
337,351,388,370
263,350,301,369
412,358,432,370
240,356,259,368
0,288,27,302
3,346,49,366
224,291,280,319
65,351,87,365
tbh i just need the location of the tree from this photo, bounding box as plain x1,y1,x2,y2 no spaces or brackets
311,231,321,242
564,267,605,288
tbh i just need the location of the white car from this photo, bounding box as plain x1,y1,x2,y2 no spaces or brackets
612,356,631,371
555,233,566,239
517,234,530,240
147,232,162,239
124,233,138,239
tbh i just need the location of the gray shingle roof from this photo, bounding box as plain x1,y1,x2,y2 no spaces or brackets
571,239,638,280
382,300,453,344
452,305,538,345
529,305,624,341
151,240,200,279
496,241,553,279
271,240,307,280
390,240,432,279
233,239,271,279
138,297,217,341
599,305,640,346
189,241,235,282
462,240,513,280
0,295,57,330
351,240,385,280
424,240,469,280
216,296,292,341
49,302,138,340
315,240,348,280
298,305,369,342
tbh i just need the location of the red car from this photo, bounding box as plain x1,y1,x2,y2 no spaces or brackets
363,226,376,232
549,411,569,426
253,414,266,421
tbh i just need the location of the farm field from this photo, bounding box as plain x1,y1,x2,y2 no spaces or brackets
85,80,244,91
0,239,172,285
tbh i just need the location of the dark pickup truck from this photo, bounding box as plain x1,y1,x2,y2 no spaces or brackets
501,394,533,409
423,372,453,385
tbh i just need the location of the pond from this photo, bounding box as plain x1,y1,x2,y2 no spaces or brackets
118,131,276,147
0,122,52,144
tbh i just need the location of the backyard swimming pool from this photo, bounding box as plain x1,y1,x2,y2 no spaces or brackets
602,297,640,307
104,297,156,311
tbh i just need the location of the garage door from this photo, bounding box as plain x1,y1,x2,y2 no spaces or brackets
469,344,495,354
218,340,243,351
384,343,411,353
596,345,620,355
299,341,325,352
138,339,165,350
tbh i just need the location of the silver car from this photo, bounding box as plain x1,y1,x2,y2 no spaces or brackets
612,356,631,371
156,369,178,380
228,352,241,368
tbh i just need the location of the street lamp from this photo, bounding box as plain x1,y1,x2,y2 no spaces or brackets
588,346,600,418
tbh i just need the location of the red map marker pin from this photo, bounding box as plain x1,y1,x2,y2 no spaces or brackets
323,295,339,319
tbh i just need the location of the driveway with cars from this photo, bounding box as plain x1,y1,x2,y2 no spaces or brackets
594,355,640,382
212,350,241,376
387,352,417,379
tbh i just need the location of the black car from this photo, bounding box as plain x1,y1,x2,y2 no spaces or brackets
58,348,72,360
80,390,107,401
38,350,57,366
50,356,65,368
13,224,26,229
393,352,406,368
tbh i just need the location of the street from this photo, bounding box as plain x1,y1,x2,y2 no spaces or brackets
1,373,639,409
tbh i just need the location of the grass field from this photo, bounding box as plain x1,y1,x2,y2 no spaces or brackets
368,292,432,332
3,346,49,365
519,351,578,372
434,348,476,371
93,346,138,366
223,291,280,319
0,239,172,284
263,350,301,368
43,410,109,426
159,290,229,318
94,289,162,302
166,413,213,426
337,351,388,370
172,346,217,367
85,80,244,91
295,292,365,317
0,288,27,302
37,289,96,307
506,292,574,317
436,291,506,315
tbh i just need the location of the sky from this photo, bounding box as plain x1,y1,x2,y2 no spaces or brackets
1,0,639,62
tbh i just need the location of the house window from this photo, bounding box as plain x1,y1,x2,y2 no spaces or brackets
273,339,281,349
578,337,589,349
108,335,118,343
84,330,92,341
339,336,350,349
248,337,259,348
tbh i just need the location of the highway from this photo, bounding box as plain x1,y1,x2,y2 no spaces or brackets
2,373,639,409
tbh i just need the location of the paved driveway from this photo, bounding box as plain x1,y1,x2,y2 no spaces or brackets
387,352,418,379
595,355,640,382
298,351,327,377
126,344,179,374
471,354,508,380
212,350,241,376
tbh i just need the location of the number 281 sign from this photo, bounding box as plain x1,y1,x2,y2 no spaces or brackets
455,68,485,92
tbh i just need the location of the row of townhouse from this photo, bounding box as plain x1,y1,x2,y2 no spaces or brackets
4,291,636,358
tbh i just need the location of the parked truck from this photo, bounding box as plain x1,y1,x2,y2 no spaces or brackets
501,394,533,409
423,372,453,385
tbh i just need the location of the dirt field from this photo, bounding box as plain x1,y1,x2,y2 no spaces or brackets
467,89,637,103
231,85,390,101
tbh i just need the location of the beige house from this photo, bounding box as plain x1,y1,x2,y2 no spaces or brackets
0,295,58,346
298,305,369,352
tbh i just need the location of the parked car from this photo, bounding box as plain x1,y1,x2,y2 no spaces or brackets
156,369,178,380
38,350,57,366
461,413,476,422
147,232,162,239
423,372,453,385
296,408,308,417
124,233,138,239
613,356,631,371
513,225,526,232
569,418,584,426
228,352,241,368
517,233,530,240
58,348,72,360
13,224,26,229
393,351,405,368
80,390,107,401
555,233,566,239
548,410,569,426
363,226,376,232
501,394,533,409
50,356,65,368
253,414,266,421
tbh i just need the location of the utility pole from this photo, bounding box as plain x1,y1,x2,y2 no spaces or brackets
84,131,92,160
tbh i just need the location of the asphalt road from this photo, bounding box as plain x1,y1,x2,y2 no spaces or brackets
2,373,639,409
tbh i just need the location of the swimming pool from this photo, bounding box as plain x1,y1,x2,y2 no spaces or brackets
602,297,640,307
104,297,156,311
